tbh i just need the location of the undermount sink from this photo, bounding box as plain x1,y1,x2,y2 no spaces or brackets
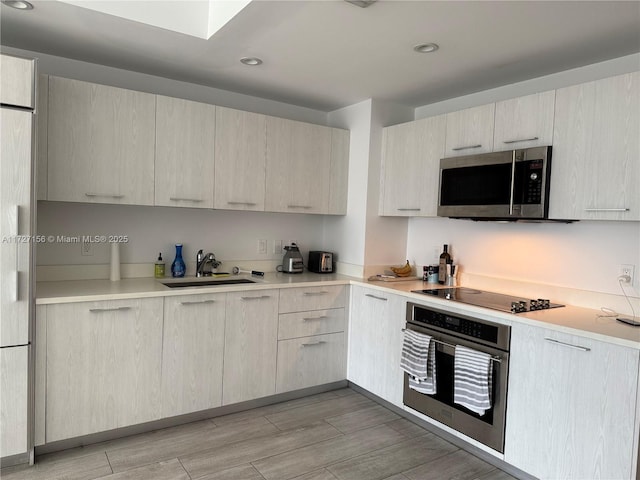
162,278,257,288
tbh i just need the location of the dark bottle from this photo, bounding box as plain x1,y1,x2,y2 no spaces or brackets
438,244,451,284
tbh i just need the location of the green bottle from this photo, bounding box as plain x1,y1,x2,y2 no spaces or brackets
154,253,165,278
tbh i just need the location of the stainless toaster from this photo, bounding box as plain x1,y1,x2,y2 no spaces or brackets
308,251,333,273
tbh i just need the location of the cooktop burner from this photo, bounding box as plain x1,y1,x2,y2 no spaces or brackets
410,287,564,314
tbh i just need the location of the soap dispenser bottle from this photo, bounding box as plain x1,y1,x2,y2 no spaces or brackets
155,253,165,278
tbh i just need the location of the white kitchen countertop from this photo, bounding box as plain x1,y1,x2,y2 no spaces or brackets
36,275,640,349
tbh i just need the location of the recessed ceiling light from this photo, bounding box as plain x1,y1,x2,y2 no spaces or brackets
1,0,34,9
413,43,439,54
344,0,377,8
240,57,263,66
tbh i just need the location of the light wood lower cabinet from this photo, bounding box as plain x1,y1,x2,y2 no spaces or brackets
347,285,405,407
161,293,225,417
45,298,163,442
0,346,29,457
222,290,279,405
505,323,639,479
276,332,345,393
278,285,346,313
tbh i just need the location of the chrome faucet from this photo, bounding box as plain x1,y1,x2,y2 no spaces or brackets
196,249,221,277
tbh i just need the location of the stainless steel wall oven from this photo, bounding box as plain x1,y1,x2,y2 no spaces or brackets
404,302,511,452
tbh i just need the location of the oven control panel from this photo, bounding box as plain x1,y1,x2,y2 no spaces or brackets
410,304,500,345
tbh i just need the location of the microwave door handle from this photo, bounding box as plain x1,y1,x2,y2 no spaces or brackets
509,150,516,216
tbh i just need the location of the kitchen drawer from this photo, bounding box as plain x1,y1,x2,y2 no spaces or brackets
278,285,346,313
278,308,345,340
276,332,346,393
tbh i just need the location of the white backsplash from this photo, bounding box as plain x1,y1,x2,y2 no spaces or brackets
36,201,327,277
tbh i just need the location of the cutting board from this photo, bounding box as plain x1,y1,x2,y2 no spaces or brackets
368,275,421,282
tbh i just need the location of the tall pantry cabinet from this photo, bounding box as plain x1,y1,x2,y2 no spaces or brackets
0,53,36,466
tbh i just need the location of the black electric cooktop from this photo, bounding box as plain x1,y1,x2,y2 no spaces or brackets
410,287,564,314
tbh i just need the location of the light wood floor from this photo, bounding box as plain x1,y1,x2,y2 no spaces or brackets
2,388,517,480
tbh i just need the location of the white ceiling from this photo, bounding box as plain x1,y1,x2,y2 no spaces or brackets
1,0,639,111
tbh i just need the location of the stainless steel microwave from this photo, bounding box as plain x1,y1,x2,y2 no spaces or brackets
437,146,552,221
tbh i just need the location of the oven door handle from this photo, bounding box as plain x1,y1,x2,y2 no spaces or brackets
402,328,503,363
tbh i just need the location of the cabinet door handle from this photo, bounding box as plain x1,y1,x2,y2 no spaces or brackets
397,208,421,211
85,193,125,199
287,205,313,209
303,291,329,296
180,300,216,305
302,341,327,347
503,136,539,144
227,201,257,206
169,197,203,203
451,144,482,151
544,337,591,352
89,306,132,313
584,208,629,212
365,293,387,301
12,205,19,302
303,315,329,321
240,295,271,301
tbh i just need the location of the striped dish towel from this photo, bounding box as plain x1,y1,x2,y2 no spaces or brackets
453,345,492,416
400,329,436,395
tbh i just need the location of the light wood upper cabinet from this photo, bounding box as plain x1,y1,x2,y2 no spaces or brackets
550,72,639,221
329,128,350,215
222,290,278,405
265,117,332,214
505,323,639,479
161,293,225,417
493,90,555,149
444,103,495,157
47,77,155,205
45,298,163,442
380,115,446,216
214,106,266,211
155,96,215,208
0,54,35,109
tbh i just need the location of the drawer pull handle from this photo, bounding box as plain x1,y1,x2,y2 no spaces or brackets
303,316,329,321
584,208,629,212
241,295,271,301
227,201,257,206
169,197,203,203
365,293,387,301
544,337,590,352
287,205,313,209
89,306,132,313
302,341,327,347
180,300,216,305
303,291,329,296
503,136,539,144
85,193,124,199
397,208,421,211
452,144,481,151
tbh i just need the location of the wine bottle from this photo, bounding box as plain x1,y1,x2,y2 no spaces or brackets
438,244,451,284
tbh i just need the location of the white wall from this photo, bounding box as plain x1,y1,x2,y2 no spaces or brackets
37,201,324,269
409,53,640,297
408,217,640,296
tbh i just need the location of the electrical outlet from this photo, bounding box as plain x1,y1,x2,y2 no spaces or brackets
81,238,94,256
257,239,267,255
273,239,283,254
619,264,635,284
